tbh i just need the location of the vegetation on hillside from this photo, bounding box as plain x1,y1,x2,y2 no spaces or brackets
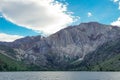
0,53,27,71
70,39,120,71
1,39,120,71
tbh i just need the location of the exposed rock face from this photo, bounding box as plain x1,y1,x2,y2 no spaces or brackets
1,22,120,67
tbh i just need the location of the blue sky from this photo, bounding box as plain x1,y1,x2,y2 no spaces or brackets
65,0,120,24
0,0,120,41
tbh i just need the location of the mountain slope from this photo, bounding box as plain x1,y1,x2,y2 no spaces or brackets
0,53,27,71
23,22,120,67
72,38,120,71
93,54,120,71
1,22,120,71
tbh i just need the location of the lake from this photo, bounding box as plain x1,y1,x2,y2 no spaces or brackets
0,72,119,80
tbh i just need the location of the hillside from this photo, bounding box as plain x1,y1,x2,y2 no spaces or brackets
0,53,27,71
1,22,120,71
71,39,120,71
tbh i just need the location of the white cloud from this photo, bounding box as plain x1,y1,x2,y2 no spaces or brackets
87,12,92,17
113,0,119,2
112,0,120,10
0,33,23,42
111,17,120,26
0,0,75,35
119,2,120,9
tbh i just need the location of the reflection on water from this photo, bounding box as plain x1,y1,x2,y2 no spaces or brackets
0,72,120,80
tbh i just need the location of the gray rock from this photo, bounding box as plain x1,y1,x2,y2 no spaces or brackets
1,22,120,67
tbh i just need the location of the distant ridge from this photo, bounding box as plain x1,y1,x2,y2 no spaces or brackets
1,22,120,71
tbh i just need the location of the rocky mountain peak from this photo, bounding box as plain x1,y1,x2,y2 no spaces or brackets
1,22,120,67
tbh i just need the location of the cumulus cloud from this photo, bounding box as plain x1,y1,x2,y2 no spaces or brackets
111,17,120,26
113,0,119,2
0,0,75,35
87,12,92,17
112,0,120,10
119,2,120,9
0,33,23,42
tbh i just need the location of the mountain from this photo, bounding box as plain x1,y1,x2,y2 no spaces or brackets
71,38,120,71
0,53,27,71
1,22,120,71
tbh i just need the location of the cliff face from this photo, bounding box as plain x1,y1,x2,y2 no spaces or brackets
1,22,120,68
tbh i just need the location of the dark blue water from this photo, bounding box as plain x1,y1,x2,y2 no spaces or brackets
0,72,119,80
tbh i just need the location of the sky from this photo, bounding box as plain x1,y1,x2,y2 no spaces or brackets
0,0,120,42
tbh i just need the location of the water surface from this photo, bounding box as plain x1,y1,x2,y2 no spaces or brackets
0,72,119,80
